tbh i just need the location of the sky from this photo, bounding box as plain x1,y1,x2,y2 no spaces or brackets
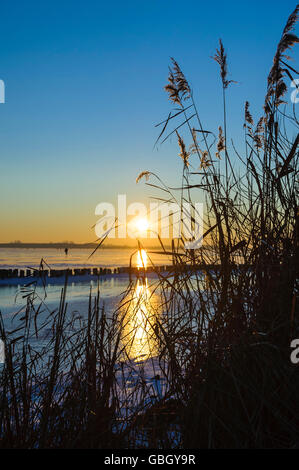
0,0,298,243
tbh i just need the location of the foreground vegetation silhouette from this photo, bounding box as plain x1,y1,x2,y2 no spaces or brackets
0,5,299,448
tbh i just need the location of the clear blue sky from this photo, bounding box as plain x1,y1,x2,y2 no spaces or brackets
0,0,298,242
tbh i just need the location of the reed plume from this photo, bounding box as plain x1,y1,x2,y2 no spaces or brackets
136,170,151,183
244,101,254,127
212,39,235,89
212,39,236,184
216,126,225,159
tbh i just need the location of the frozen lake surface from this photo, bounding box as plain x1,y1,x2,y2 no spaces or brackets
0,247,171,270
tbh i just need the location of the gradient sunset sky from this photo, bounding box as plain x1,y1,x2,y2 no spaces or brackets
0,1,298,243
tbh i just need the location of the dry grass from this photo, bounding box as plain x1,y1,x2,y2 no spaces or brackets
0,6,299,449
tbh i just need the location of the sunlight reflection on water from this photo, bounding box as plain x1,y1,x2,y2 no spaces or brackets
121,276,160,361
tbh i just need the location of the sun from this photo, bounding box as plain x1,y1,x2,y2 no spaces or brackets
135,217,149,233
